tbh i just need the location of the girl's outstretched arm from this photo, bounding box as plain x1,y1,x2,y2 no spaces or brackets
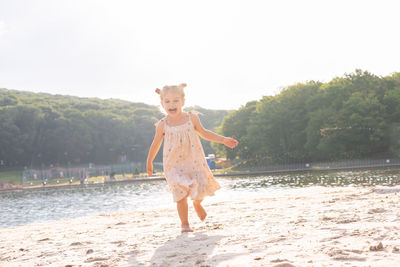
146,121,165,175
190,112,238,149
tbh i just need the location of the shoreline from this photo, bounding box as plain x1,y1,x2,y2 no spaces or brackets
1,163,400,194
1,185,400,266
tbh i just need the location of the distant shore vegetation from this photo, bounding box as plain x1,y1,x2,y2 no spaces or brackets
1,69,400,171
213,70,400,168
0,89,227,169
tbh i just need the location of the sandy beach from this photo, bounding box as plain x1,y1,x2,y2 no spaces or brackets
1,185,400,267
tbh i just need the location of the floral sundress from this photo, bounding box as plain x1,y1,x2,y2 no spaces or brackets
160,112,220,202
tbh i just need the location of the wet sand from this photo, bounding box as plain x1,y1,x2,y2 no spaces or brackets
1,185,400,266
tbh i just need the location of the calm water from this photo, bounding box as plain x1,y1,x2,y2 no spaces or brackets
1,168,399,228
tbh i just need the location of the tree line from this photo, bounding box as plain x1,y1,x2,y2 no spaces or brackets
0,89,227,168
214,70,400,167
2,69,399,170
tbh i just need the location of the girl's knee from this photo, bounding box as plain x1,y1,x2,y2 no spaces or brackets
193,199,203,204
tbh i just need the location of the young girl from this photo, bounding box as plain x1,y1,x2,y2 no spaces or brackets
146,83,238,233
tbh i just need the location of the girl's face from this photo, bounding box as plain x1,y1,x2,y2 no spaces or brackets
161,91,185,117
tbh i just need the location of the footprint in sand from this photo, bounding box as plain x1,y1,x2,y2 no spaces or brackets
335,216,360,224
70,242,83,246
111,241,125,247
84,256,109,263
332,255,367,261
369,242,384,251
368,208,386,214
272,263,296,267
271,258,288,263
325,247,367,261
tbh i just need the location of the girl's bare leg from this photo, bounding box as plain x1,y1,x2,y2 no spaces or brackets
193,199,207,221
177,196,193,232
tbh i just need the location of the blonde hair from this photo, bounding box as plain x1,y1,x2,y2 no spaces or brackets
155,83,187,100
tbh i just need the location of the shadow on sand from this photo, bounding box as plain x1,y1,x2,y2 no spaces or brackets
128,231,246,266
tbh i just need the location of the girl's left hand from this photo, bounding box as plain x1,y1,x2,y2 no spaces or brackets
223,137,239,149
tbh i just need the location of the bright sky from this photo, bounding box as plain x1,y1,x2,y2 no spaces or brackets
0,0,399,110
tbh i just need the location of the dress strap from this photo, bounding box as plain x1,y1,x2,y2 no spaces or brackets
188,110,200,116
154,118,166,127
187,111,193,124
188,110,200,123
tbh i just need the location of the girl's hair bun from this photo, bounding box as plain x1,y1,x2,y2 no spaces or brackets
156,83,186,99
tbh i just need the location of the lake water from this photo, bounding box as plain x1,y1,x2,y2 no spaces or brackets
1,168,399,228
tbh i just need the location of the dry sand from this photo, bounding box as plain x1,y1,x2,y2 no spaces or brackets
1,185,400,266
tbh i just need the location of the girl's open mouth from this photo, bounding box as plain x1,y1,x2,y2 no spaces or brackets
168,108,177,113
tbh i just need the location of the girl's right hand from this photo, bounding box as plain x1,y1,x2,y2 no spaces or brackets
147,162,153,175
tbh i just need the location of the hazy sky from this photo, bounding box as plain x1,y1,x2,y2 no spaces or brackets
1,0,399,110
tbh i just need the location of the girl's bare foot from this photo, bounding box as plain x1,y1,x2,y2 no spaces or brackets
181,224,194,233
193,201,207,221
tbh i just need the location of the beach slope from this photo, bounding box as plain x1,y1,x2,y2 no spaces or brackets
1,186,400,266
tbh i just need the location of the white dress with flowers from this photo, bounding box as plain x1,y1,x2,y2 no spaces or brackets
160,112,220,202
